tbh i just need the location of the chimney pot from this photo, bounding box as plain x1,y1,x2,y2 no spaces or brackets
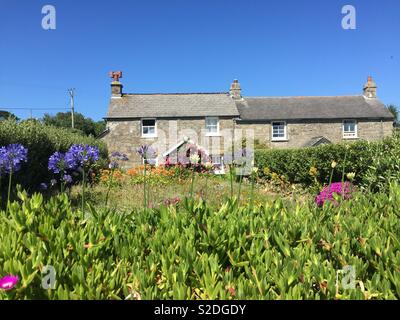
363,75,377,98
230,79,242,100
110,71,123,98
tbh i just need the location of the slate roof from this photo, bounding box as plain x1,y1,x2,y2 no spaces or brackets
105,90,394,121
235,96,394,121
303,136,332,147
106,93,240,119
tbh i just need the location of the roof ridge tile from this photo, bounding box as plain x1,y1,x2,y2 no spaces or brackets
244,95,362,99
123,92,229,96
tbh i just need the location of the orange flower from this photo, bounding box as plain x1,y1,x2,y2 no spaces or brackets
127,168,138,176
113,170,123,180
99,169,110,182
126,165,175,179
100,169,124,182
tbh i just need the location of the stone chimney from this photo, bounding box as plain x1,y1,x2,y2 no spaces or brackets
110,71,123,98
229,79,242,100
363,76,377,98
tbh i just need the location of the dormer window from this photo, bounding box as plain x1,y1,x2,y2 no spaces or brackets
141,119,157,138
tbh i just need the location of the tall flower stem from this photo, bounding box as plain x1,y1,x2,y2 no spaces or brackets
6,167,12,214
204,174,209,201
105,168,115,206
237,166,244,205
250,175,255,211
81,167,85,214
229,165,234,200
328,167,335,198
60,171,65,194
143,163,147,208
147,179,151,207
341,149,348,199
190,167,195,199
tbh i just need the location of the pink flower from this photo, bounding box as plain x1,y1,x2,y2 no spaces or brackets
0,275,19,291
315,182,354,206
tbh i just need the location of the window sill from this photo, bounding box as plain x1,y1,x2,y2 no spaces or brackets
271,139,289,142
141,135,158,139
342,136,359,140
205,133,221,137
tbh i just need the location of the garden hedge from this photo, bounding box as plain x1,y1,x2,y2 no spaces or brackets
255,131,400,191
0,119,108,192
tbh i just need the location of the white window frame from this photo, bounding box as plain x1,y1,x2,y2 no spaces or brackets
205,117,220,136
342,120,358,139
141,118,157,138
211,154,222,167
271,121,287,141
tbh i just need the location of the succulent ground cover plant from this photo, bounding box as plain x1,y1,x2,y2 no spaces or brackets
1,133,400,300
1,182,400,300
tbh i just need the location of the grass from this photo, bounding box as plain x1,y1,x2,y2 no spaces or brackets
69,174,301,211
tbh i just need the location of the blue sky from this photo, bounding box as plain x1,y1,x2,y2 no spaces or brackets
0,0,399,121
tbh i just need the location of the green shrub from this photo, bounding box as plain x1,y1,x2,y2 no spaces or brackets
255,134,399,189
0,119,107,193
1,185,400,300
361,132,400,192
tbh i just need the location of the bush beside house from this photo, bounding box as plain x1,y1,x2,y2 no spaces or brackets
0,119,107,192
255,132,400,191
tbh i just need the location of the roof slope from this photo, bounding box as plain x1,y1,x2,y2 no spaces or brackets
236,96,394,121
303,136,332,147
106,93,240,118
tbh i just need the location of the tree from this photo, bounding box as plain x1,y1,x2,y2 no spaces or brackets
0,110,19,121
387,105,399,123
42,112,106,137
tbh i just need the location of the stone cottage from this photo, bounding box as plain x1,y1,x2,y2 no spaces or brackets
101,72,394,167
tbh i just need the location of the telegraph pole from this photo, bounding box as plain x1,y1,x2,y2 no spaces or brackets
68,88,75,129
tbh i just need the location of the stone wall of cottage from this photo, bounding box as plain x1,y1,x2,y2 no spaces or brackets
236,120,394,149
102,118,235,167
102,119,393,166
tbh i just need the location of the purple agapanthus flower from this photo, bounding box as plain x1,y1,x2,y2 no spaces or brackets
315,182,354,206
0,144,28,174
109,161,118,169
0,146,6,176
63,174,73,184
0,275,19,291
136,145,156,160
65,144,100,169
111,151,129,161
48,152,67,174
109,151,129,169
